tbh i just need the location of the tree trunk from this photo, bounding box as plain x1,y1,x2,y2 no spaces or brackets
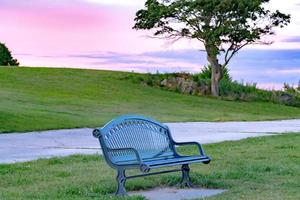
210,58,222,97
205,45,222,97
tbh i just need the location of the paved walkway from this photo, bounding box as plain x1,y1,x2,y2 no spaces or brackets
1,119,300,164
129,187,226,200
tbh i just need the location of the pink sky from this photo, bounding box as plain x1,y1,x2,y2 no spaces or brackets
1,0,299,55
0,0,300,89
0,0,159,54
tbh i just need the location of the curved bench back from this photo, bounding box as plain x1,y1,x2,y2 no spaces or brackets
98,115,175,163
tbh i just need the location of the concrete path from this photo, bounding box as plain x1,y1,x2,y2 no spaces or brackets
1,119,300,164
129,187,226,200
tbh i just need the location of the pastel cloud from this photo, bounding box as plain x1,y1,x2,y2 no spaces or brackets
282,36,300,43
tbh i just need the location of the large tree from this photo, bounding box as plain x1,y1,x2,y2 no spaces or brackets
133,0,290,96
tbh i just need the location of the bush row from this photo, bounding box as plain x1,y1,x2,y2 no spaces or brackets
120,71,300,107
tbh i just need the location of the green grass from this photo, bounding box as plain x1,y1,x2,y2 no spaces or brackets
1,67,300,133
1,134,299,199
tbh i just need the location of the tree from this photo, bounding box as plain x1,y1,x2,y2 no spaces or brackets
133,0,290,96
0,43,19,66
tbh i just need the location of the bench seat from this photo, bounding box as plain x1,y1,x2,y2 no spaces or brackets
115,155,210,168
145,155,211,168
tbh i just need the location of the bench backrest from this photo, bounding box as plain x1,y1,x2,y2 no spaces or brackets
96,115,176,164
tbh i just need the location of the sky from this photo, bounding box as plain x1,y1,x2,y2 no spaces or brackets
0,0,300,89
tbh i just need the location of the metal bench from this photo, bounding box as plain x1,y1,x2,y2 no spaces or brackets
92,115,211,196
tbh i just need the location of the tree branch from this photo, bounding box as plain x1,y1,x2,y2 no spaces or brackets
223,42,250,67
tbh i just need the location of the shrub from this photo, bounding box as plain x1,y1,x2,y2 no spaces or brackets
219,80,272,101
283,82,300,99
0,43,19,66
193,65,232,82
120,71,300,107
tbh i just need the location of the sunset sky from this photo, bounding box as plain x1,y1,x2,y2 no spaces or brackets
0,0,300,89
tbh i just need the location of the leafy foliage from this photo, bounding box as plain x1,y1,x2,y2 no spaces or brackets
283,82,300,99
219,80,300,107
0,43,19,66
193,65,232,81
134,0,290,66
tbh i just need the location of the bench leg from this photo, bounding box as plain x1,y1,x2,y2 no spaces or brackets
181,164,192,187
116,169,127,196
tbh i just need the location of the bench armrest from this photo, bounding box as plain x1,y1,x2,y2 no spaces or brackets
107,147,150,172
174,141,206,156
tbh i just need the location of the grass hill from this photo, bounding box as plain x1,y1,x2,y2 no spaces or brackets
1,67,300,133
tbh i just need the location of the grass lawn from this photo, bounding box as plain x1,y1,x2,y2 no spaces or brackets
0,134,299,199
1,67,300,133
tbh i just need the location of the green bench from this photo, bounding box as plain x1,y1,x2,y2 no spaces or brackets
93,115,211,195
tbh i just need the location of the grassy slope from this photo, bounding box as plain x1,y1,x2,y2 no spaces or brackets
0,134,299,200
1,67,300,133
